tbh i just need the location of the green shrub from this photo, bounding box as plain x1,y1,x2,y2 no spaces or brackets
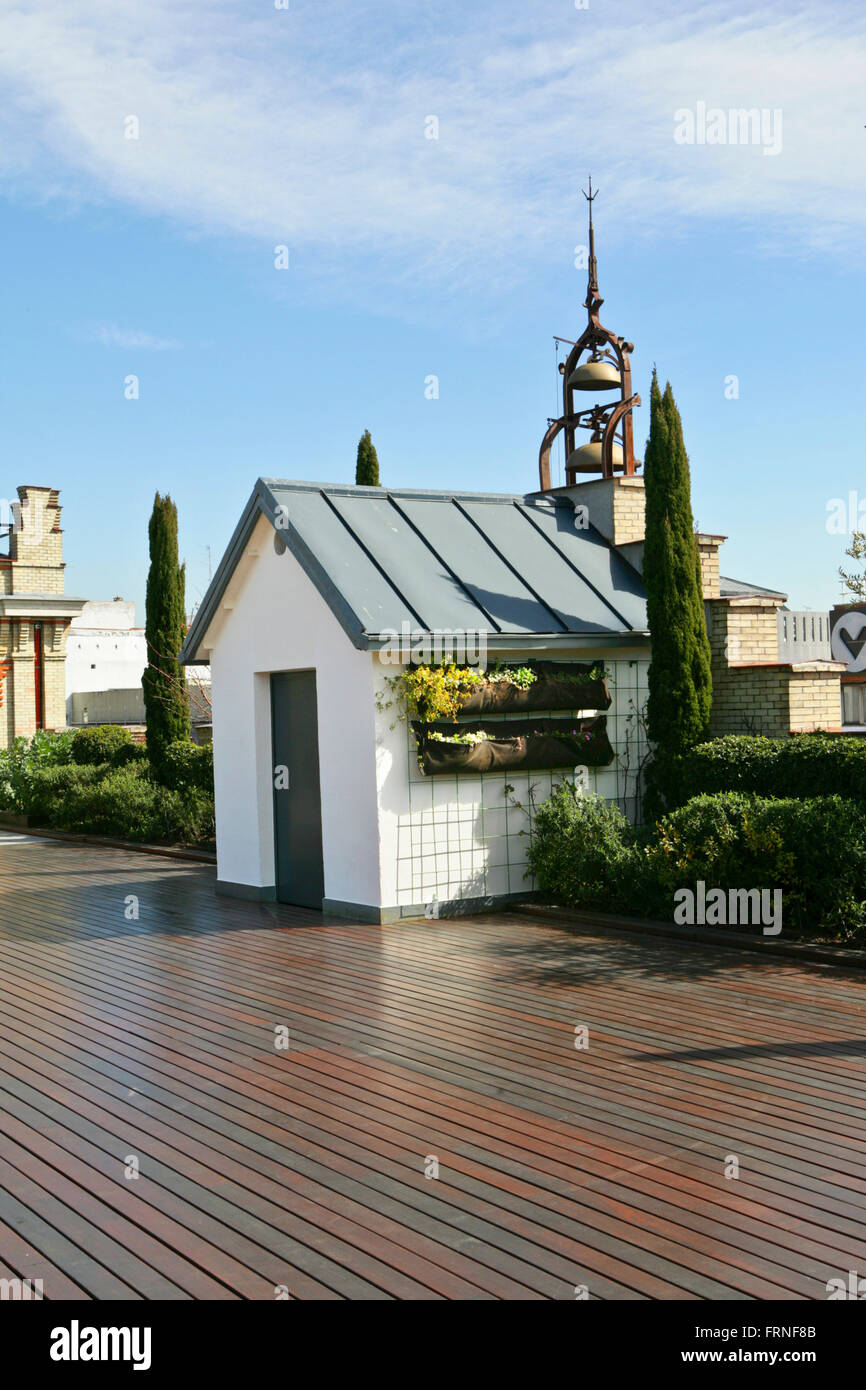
649,793,866,939
527,783,647,913
44,762,214,843
647,734,866,817
527,784,866,942
71,724,139,767
158,740,214,793
0,730,76,812
8,751,213,846
25,763,107,822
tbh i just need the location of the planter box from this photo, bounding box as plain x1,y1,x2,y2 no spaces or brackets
459,662,611,715
413,716,614,776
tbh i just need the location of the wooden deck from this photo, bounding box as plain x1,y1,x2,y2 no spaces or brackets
1,833,865,1301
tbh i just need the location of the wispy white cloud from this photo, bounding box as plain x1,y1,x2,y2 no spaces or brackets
86,323,181,350
0,0,862,296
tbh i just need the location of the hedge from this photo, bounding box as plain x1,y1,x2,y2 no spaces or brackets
157,740,213,793
0,729,76,812
527,784,866,942
23,761,214,844
71,724,142,767
0,731,213,845
646,734,866,817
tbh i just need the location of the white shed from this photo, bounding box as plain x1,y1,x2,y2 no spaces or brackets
180,478,650,921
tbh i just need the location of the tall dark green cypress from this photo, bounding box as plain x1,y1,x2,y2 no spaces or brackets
355,429,380,486
142,493,190,771
643,370,712,753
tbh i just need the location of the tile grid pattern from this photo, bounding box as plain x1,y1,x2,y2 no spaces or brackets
396,660,649,908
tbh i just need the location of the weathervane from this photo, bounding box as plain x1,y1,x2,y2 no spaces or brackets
538,177,641,489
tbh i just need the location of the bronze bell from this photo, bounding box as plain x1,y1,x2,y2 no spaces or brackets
567,359,621,392
566,440,626,475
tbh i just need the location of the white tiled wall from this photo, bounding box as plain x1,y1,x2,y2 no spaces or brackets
377,657,650,911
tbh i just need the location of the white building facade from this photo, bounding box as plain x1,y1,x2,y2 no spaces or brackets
181,479,651,921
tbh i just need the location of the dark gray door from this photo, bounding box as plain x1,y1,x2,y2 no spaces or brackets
271,671,325,908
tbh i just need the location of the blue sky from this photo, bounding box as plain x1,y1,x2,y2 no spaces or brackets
0,0,863,620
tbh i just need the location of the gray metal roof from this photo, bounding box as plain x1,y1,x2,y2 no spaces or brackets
719,575,787,600
180,479,649,662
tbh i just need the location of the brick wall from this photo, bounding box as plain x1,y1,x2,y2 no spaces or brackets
610,476,646,545
788,667,844,731
711,597,784,665
568,475,646,547
43,620,71,732
9,486,65,591
707,598,843,736
0,486,71,749
696,534,724,600
708,662,792,738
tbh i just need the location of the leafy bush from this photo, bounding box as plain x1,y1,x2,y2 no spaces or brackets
527,784,647,913
71,724,139,767
1,735,213,846
158,740,214,793
527,785,866,942
25,763,107,822
0,730,76,812
648,793,866,939
32,761,214,843
647,735,866,817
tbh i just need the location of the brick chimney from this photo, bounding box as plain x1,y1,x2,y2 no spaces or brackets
9,485,65,594
695,532,725,599
539,475,646,550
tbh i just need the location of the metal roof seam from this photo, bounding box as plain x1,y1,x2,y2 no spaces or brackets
451,498,570,634
384,494,504,636
317,487,428,632
514,502,635,631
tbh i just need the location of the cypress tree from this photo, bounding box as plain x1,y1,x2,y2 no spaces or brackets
142,492,190,771
643,370,712,753
355,429,380,486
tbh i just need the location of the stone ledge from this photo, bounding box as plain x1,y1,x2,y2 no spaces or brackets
514,903,866,970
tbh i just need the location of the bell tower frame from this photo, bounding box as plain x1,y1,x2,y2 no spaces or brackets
539,178,641,490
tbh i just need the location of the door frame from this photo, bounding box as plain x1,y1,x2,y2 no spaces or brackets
269,668,325,909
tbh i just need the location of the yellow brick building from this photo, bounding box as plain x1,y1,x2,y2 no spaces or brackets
0,486,86,748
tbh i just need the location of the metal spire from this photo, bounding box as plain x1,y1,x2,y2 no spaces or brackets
581,175,601,315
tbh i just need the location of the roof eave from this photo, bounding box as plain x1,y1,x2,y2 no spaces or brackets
364,630,650,653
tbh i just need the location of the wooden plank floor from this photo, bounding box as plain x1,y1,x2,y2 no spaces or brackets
1,834,865,1300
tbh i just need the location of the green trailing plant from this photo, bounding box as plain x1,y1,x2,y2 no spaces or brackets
615,697,654,824
142,492,190,776
355,429,381,486
378,663,485,723
486,664,536,689
643,370,712,754
378,660,609,726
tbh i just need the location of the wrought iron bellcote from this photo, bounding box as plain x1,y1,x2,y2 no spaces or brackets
539,178,641,490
